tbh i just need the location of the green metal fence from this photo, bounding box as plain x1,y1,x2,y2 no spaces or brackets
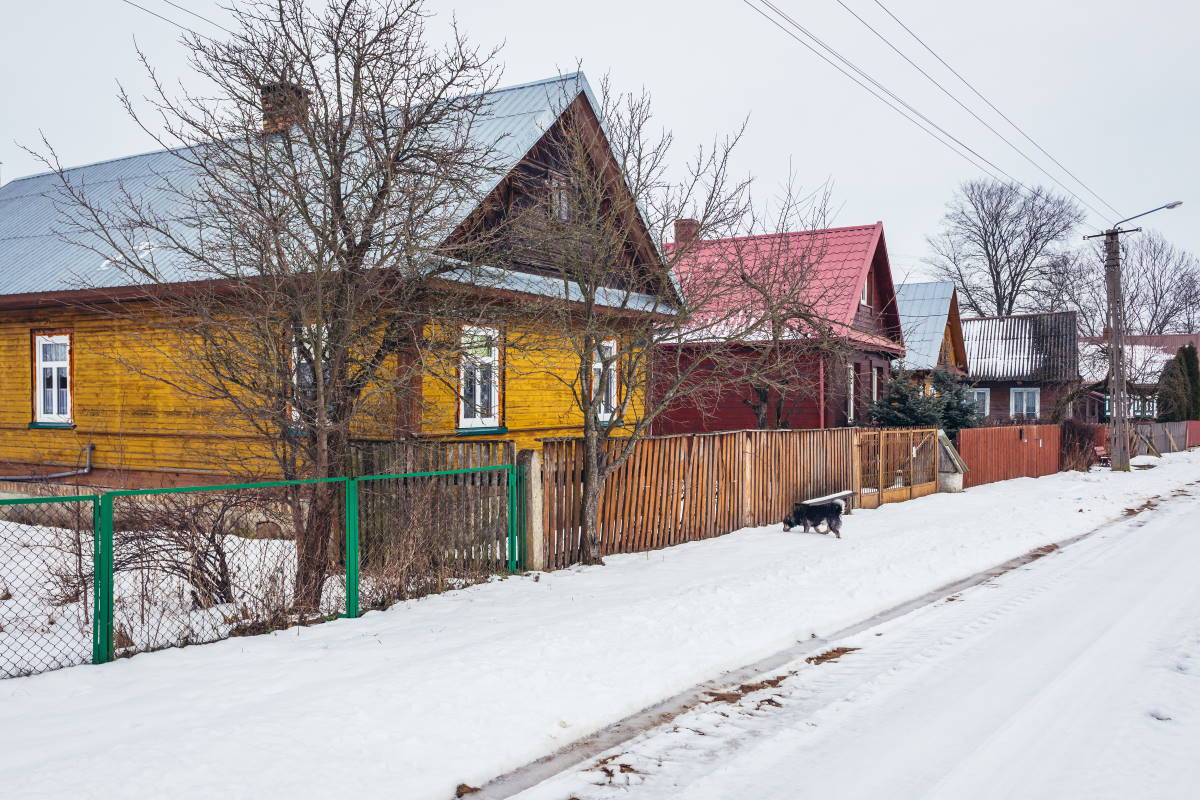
1,464,523,678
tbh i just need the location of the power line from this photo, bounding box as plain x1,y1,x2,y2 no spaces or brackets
115,0,217,42
833,0,1111,223
867,0,1123,220
737,0,1007,186
751,0,1037,192
156,0,236,37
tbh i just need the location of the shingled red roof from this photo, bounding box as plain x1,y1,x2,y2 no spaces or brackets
669,222,903,353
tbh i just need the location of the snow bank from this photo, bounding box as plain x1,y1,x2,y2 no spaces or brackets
2,450,1199,799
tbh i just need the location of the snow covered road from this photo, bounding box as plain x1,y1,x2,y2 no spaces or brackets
516,485,1200,800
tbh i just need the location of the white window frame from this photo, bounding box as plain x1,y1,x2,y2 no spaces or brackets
459,325,501,429
592,339,619,423
1010,387,1040,419
860,278,870,306
846,364,856,422
291,325,330,424
968,388,991,417
871,366,880,403
34,333,72,424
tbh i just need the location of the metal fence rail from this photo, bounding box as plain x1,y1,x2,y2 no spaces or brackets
2,465,522,679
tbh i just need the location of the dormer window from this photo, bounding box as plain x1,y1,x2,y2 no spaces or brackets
549,184,571,222
860,277,870,306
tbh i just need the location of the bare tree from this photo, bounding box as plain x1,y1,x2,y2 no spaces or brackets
502,78,845,563
1038,231,1200,337
38,0,504,610
927,179,1085,317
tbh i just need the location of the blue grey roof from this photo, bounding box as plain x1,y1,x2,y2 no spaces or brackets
0,72,666,309
893,281,955,371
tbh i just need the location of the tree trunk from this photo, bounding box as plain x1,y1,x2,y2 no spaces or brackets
579,434,604,565
294,482,335,614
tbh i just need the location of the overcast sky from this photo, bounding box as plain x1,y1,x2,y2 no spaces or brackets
2,0,1195,282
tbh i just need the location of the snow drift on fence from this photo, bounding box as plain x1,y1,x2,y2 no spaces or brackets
2,451,1200,799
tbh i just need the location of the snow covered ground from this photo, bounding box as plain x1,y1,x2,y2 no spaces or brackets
1,451,1199,799
518,477,1200,800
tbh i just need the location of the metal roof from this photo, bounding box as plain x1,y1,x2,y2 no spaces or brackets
893,281,955,371
961,310,1079,382
0,72,668,310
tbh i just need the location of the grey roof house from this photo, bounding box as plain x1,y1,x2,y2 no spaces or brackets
961,310,1081,422
892,281,968,378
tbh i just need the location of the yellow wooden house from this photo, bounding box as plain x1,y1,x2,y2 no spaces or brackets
0,73,674,488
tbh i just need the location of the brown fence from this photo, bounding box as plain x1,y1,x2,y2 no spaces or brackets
958,425,1062,488
349,438,515,475
539,428,856,568
855,428,939,508
1189,422,1200,449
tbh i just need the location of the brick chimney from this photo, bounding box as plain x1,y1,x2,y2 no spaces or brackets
673,218,700,246
261,83,311,135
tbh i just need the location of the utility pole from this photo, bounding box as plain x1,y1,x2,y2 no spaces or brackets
1103,228,1132,471
1085,201,1183,472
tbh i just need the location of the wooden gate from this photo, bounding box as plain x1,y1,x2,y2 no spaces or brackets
958,425,1060,488
855,428,939,509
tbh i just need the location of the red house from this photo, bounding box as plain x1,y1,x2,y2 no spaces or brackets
655,220,905,433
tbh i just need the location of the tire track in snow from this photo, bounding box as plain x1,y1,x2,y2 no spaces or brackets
499,485,1200,800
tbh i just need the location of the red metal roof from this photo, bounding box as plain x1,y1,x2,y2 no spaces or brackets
669,222,903,353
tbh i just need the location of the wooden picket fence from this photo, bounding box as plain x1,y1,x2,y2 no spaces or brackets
539,428,857,568
958,425,1062,488
349,438,515,475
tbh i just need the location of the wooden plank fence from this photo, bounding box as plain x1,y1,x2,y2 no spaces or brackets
958,425,1061,488
539,428,857,568
349,438,515,475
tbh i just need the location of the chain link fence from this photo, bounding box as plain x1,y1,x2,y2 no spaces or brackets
2,465,523,679
0,496,99,678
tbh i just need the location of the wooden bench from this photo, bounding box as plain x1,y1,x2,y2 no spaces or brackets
801,489,857,514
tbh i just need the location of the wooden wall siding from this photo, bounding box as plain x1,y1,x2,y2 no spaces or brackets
855,428,939,508
958,425,1062,489
539,428,857,567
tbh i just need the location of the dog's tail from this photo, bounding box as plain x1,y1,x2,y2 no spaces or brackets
833,498,846,513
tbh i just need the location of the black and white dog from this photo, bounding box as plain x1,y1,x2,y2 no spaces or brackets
782,499,845,538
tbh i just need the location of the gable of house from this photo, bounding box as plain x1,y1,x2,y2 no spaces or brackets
668,222,905,354
893,280,967,374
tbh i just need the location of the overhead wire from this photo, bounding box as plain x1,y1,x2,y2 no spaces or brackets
736,0,1009,185
867,0,1123,220
833,0,1111,223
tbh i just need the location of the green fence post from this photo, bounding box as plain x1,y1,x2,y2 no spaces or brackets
344,478,360,619
92,493,114,664
506,465,518,573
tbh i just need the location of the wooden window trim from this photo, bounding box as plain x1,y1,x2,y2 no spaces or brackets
457,325,502,430
31,329,74,425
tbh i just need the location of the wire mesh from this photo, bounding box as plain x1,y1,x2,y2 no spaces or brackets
357,468,514,612
0,497,97,678
107,483,347,659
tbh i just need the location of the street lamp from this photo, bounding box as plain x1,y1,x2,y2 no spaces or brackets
1084,201,1183,471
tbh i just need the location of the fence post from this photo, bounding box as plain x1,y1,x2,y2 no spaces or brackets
92,493,114,665
343,478,360,619
739,432,753,528
518,449,545,571
505,464,520,573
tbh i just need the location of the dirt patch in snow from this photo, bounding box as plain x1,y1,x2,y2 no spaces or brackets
705,673,793,704
805,646,861,666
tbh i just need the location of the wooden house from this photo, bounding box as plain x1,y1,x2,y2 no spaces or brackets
0,73,677,488
1077,332,1200,421
654,222,905,433
961,311,1080,422
891,281,968,385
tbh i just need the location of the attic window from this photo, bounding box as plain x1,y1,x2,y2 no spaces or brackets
860,278,870,306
